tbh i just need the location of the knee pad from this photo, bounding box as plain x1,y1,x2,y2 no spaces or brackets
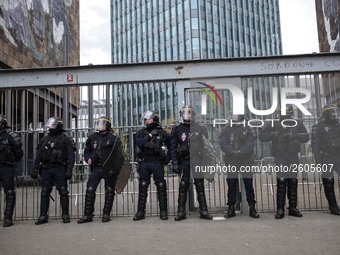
41,187,52,196
58,186,69,197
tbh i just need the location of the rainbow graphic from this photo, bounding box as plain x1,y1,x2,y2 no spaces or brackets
198,82,223,106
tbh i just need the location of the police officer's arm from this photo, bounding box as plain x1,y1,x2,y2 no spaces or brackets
84,136,93,165
219,128,234,155
10,132,23,162
170,126,179,163
32,139,43,170
311,124,322,164
296,121,310,143
136,129,150,149
65,137,76,172
239,127,256,155
258,123,275,142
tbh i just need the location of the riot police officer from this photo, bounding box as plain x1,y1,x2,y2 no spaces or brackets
31,117,75,225
311,104,340,215
133,111,170,221
219,114,260,219
78,116,122,223
170,106,212,221
259,104,309,219
0,115,23,227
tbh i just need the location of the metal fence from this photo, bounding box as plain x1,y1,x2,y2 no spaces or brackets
1,54,340,221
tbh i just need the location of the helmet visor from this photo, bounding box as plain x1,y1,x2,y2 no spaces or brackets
95,119,108,132
182,109,193,121
141,111,155,122
45,118,61,130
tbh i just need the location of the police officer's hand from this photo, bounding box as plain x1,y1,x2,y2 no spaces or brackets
30,169,39,179
65,171,72,180
87,158,92,166
150,129,159,136
231,150,241,157
172,162,181,175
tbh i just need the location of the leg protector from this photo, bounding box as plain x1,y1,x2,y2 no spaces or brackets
102,186,115,222
275,178,286,219
195,181,212,220
156,180,168,220
3,190,15,227
133,181,149,221
249,202,260,218
77,187,96,224
35,187,52,225
58,186,70,223
287,178,302,217
322,178,340,215
175,181,189,221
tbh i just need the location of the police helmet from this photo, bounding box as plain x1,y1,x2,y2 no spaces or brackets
45,117,63,132
0,114,9,130
180,105,196,123
95,116,112,132
141,110,159,124
322,104,339,121
230,114,245,122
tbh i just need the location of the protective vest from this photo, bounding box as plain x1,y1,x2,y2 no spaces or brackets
318,122,340,155
139,127,167,161
89,132,117,166
40,134,69,165
0,132,14,164
271,121,301,154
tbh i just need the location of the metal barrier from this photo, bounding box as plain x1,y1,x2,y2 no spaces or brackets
1,54,340,221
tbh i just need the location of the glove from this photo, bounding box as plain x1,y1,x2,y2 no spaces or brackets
30,169,39,179
172,162,182,175
65,170,72,180
231,150,241,157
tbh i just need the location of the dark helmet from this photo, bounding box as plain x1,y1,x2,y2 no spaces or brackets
0,114,10,130
180,105,196,123
231,114,245,122
141,110,160,124
45,117,64,133
279,104,294,120
95,116,112,132
322,104,339,121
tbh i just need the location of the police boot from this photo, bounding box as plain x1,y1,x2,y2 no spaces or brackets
322,178,340,215
133,181,149,221
249,202,260,218
275,178,286,219
3,190,15,227
156,180,168,220
175,181,188,221
287,178,302,217
225,204,236,218
195,181,212,220
102,186,115,222
59,186,70,223
35,187,51,225
77,187,95,224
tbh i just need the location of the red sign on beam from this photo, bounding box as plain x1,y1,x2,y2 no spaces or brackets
67,74,73,82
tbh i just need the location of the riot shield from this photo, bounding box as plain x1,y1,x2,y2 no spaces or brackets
115,150,133,194
101,137,132,194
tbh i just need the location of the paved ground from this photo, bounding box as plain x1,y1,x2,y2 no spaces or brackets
1,211,339,255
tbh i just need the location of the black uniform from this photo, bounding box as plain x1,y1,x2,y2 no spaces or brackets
0,129,23,227
32,130,75,224
78,131,122,223
170,122,212,220
259,119,309,219
219,123,259,218
311,116,340,215
133,123,170,221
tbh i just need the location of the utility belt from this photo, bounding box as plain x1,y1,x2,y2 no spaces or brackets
42,162,66,169
140,155,161,162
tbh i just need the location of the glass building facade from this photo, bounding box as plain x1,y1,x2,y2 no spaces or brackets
111,0,282,63
110,0,282,126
